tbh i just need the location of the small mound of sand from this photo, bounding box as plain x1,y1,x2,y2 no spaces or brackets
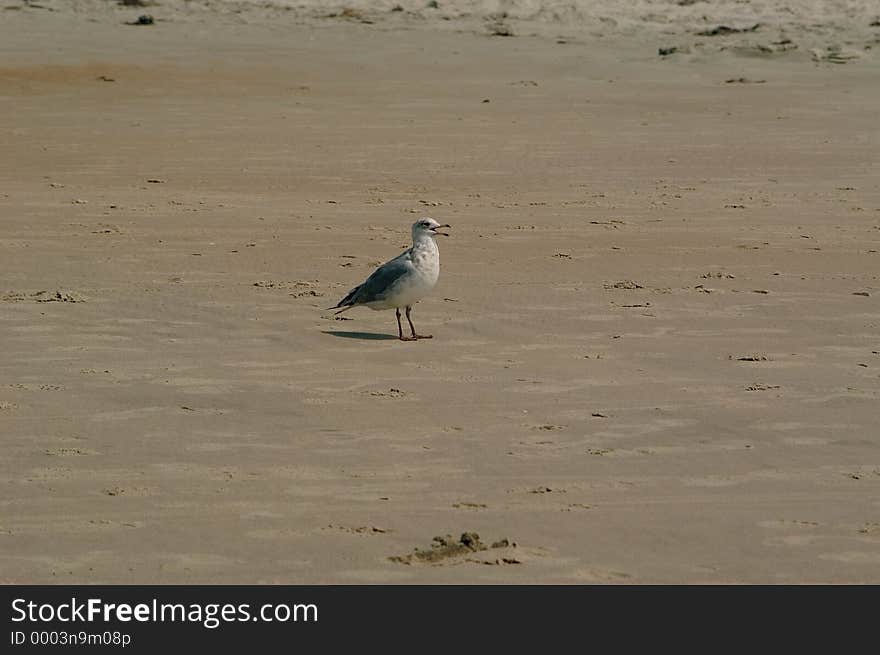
2,290,86,303
389,532,514,565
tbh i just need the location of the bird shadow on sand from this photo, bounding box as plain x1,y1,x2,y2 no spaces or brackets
322,330,398,341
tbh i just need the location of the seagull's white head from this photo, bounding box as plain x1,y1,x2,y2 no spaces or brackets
412,217,451,240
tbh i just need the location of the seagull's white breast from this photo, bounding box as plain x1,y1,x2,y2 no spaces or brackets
410,240,440,287
373,239,439,309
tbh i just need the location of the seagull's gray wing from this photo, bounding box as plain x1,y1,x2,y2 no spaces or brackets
329,250,412,310
352,252,412,304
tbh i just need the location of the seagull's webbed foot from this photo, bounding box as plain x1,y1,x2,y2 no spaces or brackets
398,335,419,342
403,306,432,341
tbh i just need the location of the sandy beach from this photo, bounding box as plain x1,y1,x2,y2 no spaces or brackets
1,1,878,583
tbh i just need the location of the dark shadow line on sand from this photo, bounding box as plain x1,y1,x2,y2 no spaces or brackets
322,330,398,341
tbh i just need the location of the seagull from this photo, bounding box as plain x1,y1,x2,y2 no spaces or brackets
328,218,451,341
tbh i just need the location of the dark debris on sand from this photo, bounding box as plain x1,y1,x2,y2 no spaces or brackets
696,24,760,37
725,77,766,84
389,532,515,565
125,14,154,25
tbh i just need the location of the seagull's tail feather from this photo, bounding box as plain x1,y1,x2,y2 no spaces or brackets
326,284,362,312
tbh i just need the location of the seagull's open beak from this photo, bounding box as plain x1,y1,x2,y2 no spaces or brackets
433,224,451,237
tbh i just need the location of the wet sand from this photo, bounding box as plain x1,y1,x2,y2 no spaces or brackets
1,3,879,583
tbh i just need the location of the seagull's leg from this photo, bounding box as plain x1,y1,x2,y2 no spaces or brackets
406,305,432,340
397,308,416,341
